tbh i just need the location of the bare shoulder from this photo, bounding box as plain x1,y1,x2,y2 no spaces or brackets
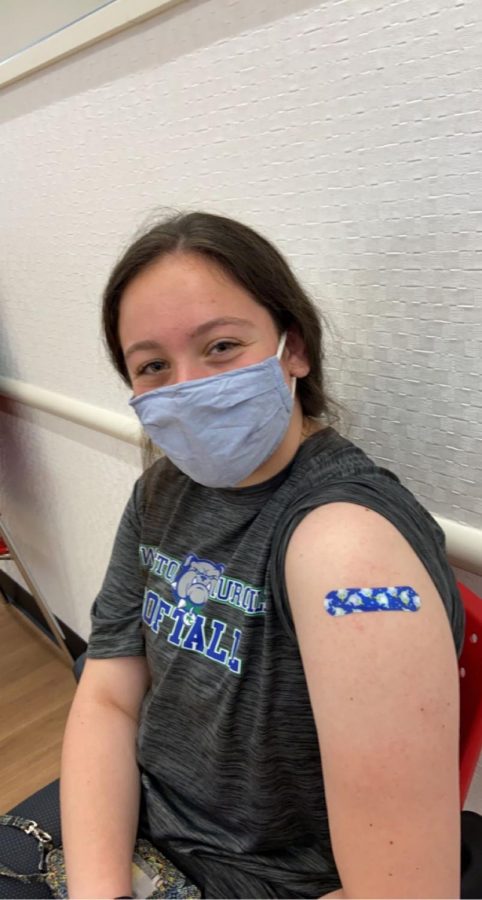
284,502,461,897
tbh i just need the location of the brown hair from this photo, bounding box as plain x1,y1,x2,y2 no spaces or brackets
102,211,338,422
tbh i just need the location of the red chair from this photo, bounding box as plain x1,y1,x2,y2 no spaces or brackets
458,582,482,808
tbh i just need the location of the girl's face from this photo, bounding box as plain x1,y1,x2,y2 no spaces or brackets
118,252,309,396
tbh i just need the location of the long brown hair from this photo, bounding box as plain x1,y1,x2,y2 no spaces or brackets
102,211,339,422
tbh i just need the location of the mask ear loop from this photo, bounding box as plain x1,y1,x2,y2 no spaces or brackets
277,333,297,398
276,332,288,359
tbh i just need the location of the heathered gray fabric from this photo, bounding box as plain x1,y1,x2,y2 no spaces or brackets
87,427,464,899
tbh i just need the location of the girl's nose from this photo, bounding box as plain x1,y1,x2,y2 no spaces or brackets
173,361,206,385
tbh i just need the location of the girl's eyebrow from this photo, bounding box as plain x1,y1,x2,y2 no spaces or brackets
124,339,163,361
190,316,254,338
124,317,254,360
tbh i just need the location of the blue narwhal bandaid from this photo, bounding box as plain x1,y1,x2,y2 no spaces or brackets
324,586,421,616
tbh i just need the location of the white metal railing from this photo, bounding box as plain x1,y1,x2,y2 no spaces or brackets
0,375,142,445
1,375,481,577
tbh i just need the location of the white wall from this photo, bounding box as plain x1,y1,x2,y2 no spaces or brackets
1,0,481,808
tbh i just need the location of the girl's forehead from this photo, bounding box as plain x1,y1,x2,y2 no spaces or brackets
119,254,276,342
123,252,240,301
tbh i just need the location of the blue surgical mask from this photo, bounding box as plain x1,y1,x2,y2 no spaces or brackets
129,333,295,488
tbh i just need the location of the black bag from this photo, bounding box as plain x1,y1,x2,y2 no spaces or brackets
461,810,482,899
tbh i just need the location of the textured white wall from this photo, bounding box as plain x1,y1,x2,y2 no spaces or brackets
0,0,481,806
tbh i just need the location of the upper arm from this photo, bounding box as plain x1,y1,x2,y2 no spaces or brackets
285,502,461,899
74,656,151,723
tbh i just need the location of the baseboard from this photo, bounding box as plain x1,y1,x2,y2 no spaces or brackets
0,572,87,660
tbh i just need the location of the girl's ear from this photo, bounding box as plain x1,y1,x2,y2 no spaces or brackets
285,327,310,378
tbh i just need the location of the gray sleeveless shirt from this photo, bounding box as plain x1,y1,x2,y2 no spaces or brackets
87,427,464,898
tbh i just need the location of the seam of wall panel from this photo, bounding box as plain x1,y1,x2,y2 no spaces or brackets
0,0,187,88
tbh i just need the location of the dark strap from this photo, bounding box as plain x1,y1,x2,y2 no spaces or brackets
0,814,54,882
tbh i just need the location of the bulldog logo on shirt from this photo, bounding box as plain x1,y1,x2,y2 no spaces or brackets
171,553,225,616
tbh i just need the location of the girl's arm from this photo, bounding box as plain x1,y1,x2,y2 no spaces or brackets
286,502,461,899
60,656,150,899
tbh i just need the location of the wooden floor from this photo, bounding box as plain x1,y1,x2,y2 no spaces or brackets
0,598,77,812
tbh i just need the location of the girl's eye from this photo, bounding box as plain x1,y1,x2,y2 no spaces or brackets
137,360,167,376
209,340,241,355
